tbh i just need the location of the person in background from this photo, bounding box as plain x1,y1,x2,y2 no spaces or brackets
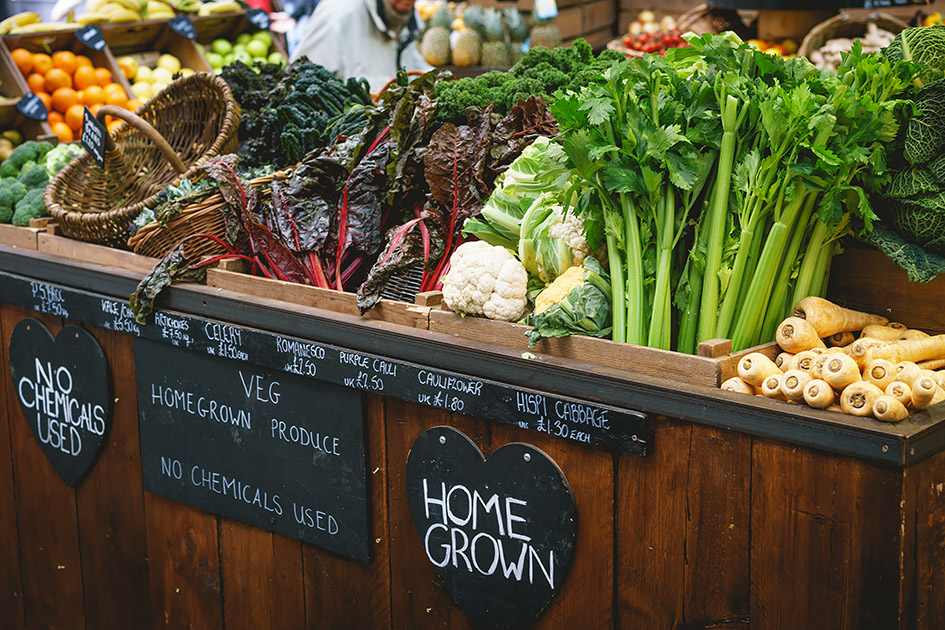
291,0,428,93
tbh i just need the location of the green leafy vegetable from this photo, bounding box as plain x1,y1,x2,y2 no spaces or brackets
526,257,612,347
864,225,945,283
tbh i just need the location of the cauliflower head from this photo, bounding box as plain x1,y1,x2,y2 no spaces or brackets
547,207,590,266
442,241,528,321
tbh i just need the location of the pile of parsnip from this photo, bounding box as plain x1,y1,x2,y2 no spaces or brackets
721,296,945,422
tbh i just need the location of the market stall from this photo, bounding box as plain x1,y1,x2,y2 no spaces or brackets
2,0,945,628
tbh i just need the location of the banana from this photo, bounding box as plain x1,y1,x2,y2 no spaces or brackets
88,0,112,11
147,9,175,18
105,8,142,21
108,0,144,14
76,11,110,23
10,21,81,33
0,12,41,34
198,1,242,15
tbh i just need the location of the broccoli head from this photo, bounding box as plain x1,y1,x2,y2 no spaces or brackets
11,187,46,226
0,141,53,178
18,163,49,190
0,178,28,222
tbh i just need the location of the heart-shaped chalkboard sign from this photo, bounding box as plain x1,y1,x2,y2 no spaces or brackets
406,426,576,629
9,319,111,487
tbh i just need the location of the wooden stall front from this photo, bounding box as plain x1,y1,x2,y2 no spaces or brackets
1,244,944,630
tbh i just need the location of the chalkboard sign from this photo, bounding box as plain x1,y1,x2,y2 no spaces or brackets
246,8,271,30
81,106,107,168
135,338,371,562
169,15,196,40
407,426,576,628
77,24,105,51
16,94,47,121
9,319,111,487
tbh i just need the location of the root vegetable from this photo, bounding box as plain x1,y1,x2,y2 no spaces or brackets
896,361,922,386
721,376,754,395
866,359,897,390
912,375,945,410
900,329,931,341
840,381,884,417
776,317,827,353
793,350,819,374
873,396,910,422
918,359,945,371
828,331,855,346
885,381,913,407
823,354,861,391
781,369,812,402
860,325,903,341
826,404,844,413
888,322,908,331
761,374,787,400
804,379,836,409
793,296,888,337
850,338,888,370
811,353,832,380
871,335,945,365
775,352,794,372
738,352,782,387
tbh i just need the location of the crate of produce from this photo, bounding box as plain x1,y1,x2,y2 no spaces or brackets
103,22,211,103
192,11,287,73
4,30,134,141
0,38,54,143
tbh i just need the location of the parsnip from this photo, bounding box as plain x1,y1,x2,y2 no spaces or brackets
860,325,903,341
738,352,782,387
775,352,794,372
721,376,754,395
827,331,855,347
793,350,819,374
793,296,888,337
776,317,827,353
885,381,913,407
900,329,931,341
873,396,910,422
896,361,922,387
871,335,945,365
804,379,836,409
840,381,884,417
912,375,945,410
850,338,888,370
781,369,812,402
823,354,861,391
918,359,945,371
866,359,897,391
761,374,787,400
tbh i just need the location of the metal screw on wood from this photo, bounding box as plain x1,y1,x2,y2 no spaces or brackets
439,436,446,444
523,453,531,462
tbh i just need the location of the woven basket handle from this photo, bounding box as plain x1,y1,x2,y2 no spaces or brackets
97,105,187,174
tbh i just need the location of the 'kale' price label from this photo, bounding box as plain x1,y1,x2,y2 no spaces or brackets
16,94,47,121
81,106,107,168
77,24,106,50
246,8,270,30
169,15,196,39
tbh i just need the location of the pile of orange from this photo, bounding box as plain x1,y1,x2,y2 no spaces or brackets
11,48,142,143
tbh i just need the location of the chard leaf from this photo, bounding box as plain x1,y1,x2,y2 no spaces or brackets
130,243,207,324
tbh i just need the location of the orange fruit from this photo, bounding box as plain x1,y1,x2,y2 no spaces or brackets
107,119,122,134
51,87,79,114
93,67,111,86
47,110,64,125
126,98,142,111
104,89,127,108
89,103,103,117
11,48,32,75
32,53,53,75
36,92,51,112
65,104,85,131
76,55,93,69
44,67,72,92
26,73,45,93
81,85,105,106
73,65,96,90
51,121,73,143
51,51,77,75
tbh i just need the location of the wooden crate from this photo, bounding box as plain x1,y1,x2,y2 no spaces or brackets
0,224,43,250
0,38,55,141
102,22,212,74
192,13,288,58
36,230,159,274
3,30,133,99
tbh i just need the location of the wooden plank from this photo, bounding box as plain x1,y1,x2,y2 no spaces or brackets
74,324,151,628
828,246,945,334
37,233,159,274
488,422,615,629
912,448,945,629
0,304,26,629
387,399,491,629
555,6,585,41
0,224,42,250
0,306,85,630
616,417,690,627
683,426,751,627
750,439,903,629
302,394,391,628
205,269,431,330
144,494,224,630
219,522,305,630
574,27,615,49
583,0,617,33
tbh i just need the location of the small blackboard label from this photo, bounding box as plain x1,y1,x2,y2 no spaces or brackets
246,8,271,30
77,24,105,51
169,14,196,39
135,338,370,562
406,426,575,628
81,106,107,168
16,94,47,121
9,319,111,487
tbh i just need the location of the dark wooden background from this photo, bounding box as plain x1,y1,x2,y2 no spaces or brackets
2,302,944,630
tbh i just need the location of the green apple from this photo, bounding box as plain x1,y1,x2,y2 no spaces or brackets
223,53,235,65
246,39,268,58
251,30,272,47
267,52,285,65
205,52,223,67
211,38,232,56
236,33,252,45
233,50,252,64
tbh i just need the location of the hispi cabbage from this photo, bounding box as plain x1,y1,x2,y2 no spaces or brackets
526,257,612,347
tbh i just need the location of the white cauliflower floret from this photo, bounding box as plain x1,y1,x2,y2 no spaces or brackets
442,241,528,321
547,207,590,266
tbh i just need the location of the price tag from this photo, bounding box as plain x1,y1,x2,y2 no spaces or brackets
169,15,196,39
246,8,270,30
16,94,47,121
77,24,106,51
81,106,108,168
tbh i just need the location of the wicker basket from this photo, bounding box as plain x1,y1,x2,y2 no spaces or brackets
798,12,909,59
45,72,241,247
127,170,286,260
